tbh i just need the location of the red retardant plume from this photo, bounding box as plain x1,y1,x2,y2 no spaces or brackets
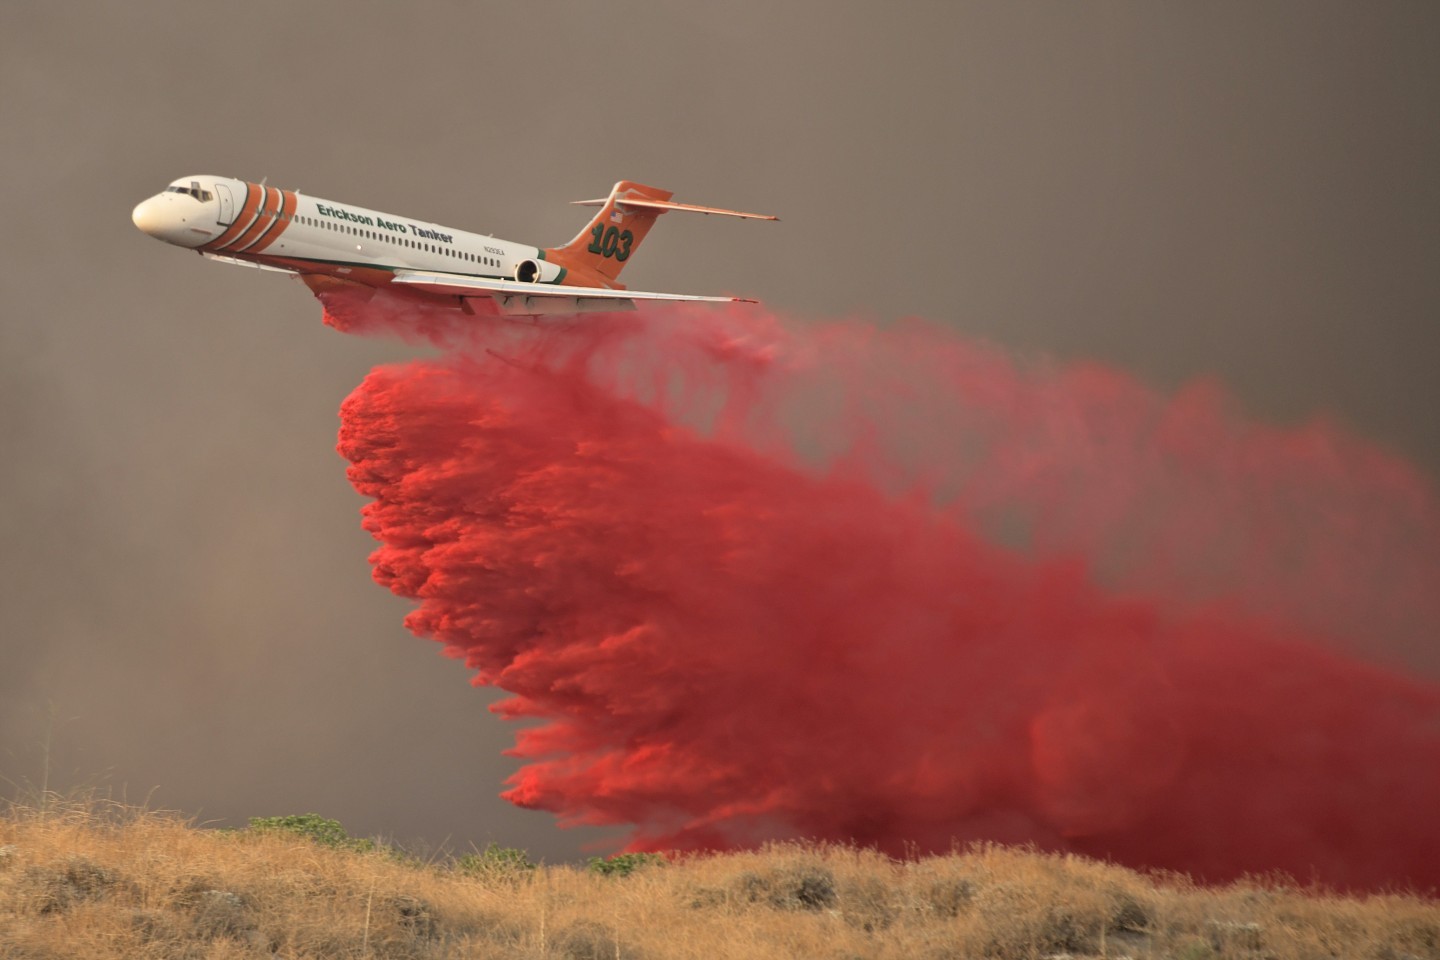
330,291,1440,890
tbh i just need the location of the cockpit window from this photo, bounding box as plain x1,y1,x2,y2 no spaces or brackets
165,183,213,202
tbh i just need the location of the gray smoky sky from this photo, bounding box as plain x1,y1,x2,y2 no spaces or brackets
1,2,1436,861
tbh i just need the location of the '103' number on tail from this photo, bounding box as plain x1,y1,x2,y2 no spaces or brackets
588,223,633,262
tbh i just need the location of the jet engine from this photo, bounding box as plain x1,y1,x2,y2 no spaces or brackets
515,258,564,284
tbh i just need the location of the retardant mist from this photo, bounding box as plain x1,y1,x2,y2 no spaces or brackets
325,287,1440,890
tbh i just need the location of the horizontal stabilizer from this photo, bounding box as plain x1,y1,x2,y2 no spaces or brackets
570,197,778,221
391,270,756,304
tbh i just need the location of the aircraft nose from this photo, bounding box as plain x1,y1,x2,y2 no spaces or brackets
132,196,166,237
132,193,216,247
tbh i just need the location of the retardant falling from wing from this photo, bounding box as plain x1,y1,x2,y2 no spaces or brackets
330,290,1440,890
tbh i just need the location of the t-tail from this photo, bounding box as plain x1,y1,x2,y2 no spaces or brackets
543,181,778,289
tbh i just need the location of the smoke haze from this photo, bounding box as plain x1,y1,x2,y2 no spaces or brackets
330,293,1440,888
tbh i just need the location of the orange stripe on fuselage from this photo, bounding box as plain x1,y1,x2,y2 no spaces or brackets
245,189,297,254
227,186,282,252
204,181,261,251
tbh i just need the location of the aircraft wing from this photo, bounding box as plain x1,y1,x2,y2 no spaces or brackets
390,269,755,304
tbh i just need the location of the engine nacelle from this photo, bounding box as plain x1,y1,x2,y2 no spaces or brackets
515,258,564,284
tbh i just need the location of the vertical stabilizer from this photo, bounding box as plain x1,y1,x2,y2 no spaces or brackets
544,181,675,288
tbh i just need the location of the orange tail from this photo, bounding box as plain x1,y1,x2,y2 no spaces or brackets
544,181,674,289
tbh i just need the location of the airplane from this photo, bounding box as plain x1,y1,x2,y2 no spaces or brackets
131,176,776,316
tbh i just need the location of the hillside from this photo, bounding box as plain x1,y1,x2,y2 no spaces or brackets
1,800,1436,959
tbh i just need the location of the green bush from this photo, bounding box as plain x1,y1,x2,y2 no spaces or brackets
455,843,535,875
246,814,375,853
587,853,666,877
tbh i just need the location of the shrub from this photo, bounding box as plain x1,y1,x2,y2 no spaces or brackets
455,843,536,876
389,893,439,940
246,813,376,852
588,852,666,877
20,857,128,915
735,863,838,911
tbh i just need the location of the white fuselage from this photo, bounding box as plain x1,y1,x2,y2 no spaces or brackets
261,194,533,279
132,175,549,283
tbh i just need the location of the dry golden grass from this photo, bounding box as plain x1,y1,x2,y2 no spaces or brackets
1,799,1436,959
